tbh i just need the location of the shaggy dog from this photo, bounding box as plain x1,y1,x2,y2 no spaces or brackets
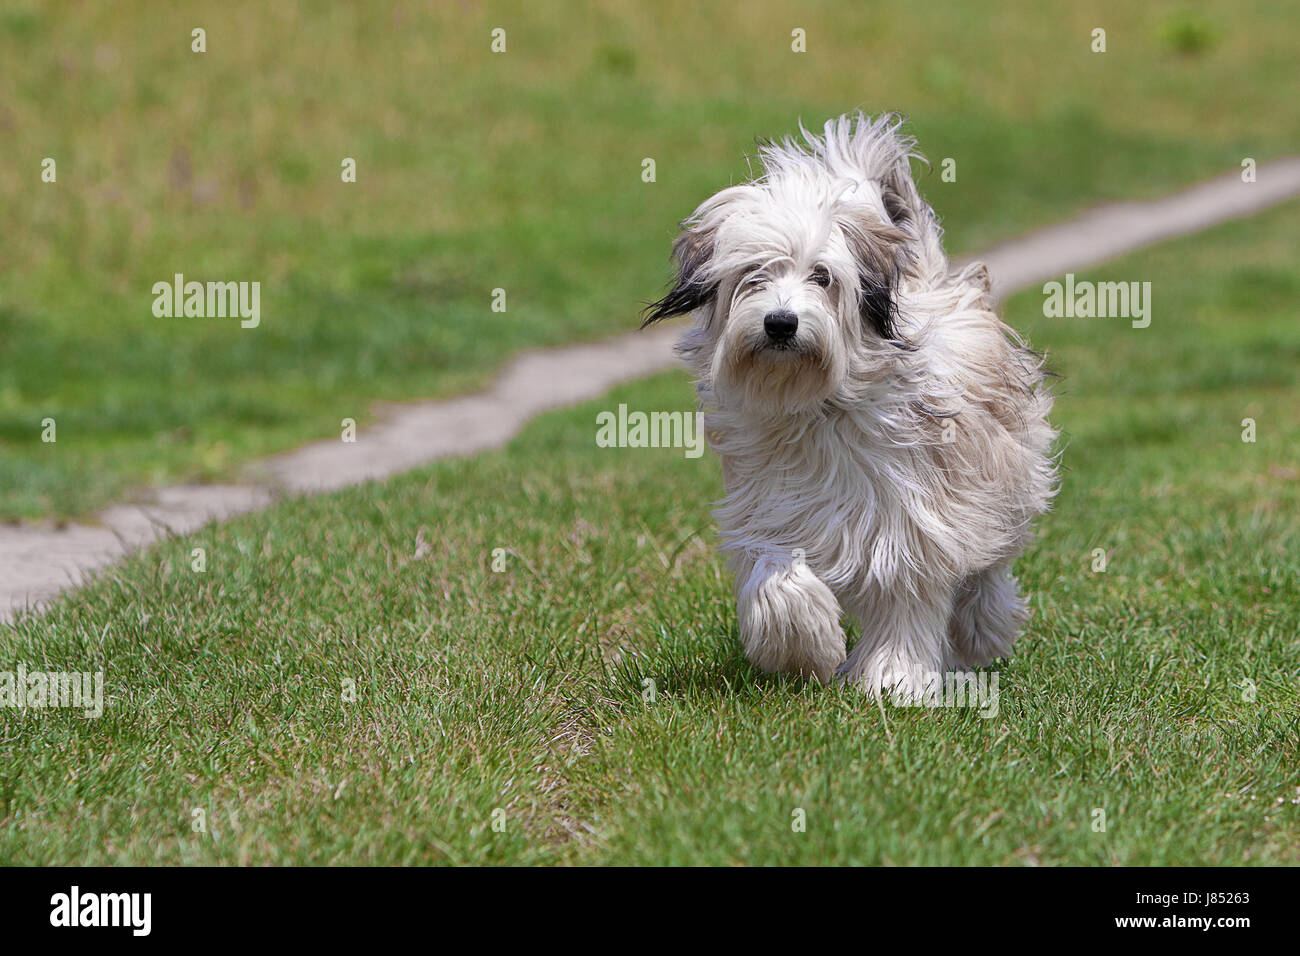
642,113,1057,701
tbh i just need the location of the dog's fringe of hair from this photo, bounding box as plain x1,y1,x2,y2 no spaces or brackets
642,112,949,329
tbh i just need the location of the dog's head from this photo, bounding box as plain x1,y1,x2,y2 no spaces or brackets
643,115,924,416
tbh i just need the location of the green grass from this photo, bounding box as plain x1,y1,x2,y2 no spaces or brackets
2,199,1298,865
2,0,1298,518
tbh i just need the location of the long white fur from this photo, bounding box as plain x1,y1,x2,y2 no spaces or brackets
657,113,1057,699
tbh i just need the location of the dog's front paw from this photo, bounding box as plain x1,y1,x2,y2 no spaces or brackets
738,554,845,682
834,653,935,704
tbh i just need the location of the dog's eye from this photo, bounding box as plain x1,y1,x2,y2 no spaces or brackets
743,271,766,289
811,266,831,288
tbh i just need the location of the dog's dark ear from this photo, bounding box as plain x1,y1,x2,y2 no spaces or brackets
641,226,718,328
878,164,931,230
842,219,911,343
879,180,912,229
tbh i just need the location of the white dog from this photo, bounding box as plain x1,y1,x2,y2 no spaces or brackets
643,113,1057,700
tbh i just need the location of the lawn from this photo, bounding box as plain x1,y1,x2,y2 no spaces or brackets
1,199,1297,864
2,0,1298,518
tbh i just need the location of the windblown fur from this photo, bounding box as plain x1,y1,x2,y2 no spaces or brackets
643,113,1057,699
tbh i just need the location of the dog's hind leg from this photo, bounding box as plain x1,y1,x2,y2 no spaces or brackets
734,550,846,683
944,561,1027,669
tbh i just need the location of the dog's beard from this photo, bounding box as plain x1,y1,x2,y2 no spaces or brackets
712,300,848,415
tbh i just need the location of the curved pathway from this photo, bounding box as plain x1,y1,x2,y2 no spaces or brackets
4,159,1300,622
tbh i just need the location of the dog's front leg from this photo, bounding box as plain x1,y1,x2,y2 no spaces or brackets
836,576,955,702
733,549,846,683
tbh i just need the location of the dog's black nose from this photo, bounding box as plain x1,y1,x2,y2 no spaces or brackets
763,310,799,342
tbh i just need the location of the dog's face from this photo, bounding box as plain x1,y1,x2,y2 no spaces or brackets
645,174,911,415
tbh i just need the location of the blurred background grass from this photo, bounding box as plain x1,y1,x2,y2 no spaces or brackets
1,0,1296,519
